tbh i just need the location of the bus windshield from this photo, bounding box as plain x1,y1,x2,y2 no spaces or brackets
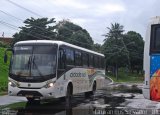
10,45,57,78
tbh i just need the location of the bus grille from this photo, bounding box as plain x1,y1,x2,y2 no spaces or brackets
17,91,43,97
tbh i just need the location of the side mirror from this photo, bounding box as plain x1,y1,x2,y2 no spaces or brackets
4,53,8,63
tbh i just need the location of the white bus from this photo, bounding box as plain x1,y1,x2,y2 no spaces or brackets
4,40,106,104
143,16,160,101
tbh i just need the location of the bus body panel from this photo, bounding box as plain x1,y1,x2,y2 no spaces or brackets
8,68,105,99
143,23,151,100
150,55,160,101
143,16,160,101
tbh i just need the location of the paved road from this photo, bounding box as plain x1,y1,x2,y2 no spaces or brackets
0,95,26,106
1,80,160,115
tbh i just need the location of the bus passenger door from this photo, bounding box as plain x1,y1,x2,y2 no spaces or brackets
57,48,66,80
57,48,66,97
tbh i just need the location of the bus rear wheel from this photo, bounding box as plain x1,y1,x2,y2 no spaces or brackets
85,82,96,98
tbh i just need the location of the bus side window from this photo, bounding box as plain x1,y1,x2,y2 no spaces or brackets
82,52,89,67
102,57,105,69
66,48,74,66
94,56,98,68
58,48,66,69
89,55,93,67
75,50,82,66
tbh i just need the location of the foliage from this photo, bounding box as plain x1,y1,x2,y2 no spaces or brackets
102,23,144,80
12,18,94,50
12,17,57,45
123,31,144,73
108,68,143,83
102,23,128,79
56,20,94,49
93,43,102,53
0,47,10,92
0,41,9,48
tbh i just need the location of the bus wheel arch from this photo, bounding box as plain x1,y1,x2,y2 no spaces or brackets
68,82,73,95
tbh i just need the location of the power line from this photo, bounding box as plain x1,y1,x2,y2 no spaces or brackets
0,20,54,40
0,20,44,40
0,9,57,37
5,0,42,18
0,9,23,22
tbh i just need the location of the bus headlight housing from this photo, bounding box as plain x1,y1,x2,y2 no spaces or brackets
44,82,55,88
8,81,17,87
49,83,54,87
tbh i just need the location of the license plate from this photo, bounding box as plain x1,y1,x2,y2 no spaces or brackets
26,95,33,98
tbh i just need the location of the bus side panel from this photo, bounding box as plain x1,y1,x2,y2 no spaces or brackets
150,55,160,101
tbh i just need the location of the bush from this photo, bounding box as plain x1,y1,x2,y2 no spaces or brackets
0,41,9,48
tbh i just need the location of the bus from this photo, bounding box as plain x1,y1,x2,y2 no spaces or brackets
143,16,160,101
4,40,106,104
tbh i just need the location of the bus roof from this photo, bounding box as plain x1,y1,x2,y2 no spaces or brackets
15,40,105,57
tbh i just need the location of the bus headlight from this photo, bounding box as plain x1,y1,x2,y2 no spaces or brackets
49,83,54,87
8,81,16,87
44,82,55,88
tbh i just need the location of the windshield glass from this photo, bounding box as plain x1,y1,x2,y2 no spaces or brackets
10,45,57,77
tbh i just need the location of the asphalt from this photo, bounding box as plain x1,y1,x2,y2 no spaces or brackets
0,95,26,106
1,79,160,115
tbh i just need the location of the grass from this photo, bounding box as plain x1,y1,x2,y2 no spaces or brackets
1,102,26,109
0,91,8,96
0,47,11,92
107,68,144,83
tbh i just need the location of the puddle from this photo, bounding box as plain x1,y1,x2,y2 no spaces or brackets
0,90,130,115
0,83,156,115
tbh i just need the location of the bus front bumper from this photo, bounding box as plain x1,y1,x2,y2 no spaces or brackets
8,86,56,99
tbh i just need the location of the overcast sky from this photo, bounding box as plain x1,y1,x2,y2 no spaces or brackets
0,0,160,44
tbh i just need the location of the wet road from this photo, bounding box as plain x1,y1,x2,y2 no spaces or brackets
1,83,160,115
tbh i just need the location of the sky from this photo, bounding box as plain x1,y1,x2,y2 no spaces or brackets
0,0,160,44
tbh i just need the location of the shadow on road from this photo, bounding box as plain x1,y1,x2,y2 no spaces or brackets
14,90,132,115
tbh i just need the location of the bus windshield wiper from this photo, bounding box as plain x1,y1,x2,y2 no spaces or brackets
32,56,44,78
27,56,31,69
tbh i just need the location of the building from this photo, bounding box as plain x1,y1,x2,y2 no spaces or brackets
0,37,12,45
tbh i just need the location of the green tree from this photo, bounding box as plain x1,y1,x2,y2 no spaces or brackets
93,43,102,53
102,23,128,80
56,20,93,49
123,31,144,73
12,17,57,45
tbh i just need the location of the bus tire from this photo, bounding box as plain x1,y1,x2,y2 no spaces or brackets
65,85,72,107
85,81,96,98
91,81,96,95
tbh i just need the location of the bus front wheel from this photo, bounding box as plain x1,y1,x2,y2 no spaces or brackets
65,85,72,107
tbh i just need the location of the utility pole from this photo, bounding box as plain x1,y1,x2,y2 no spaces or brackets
2,32,4,38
